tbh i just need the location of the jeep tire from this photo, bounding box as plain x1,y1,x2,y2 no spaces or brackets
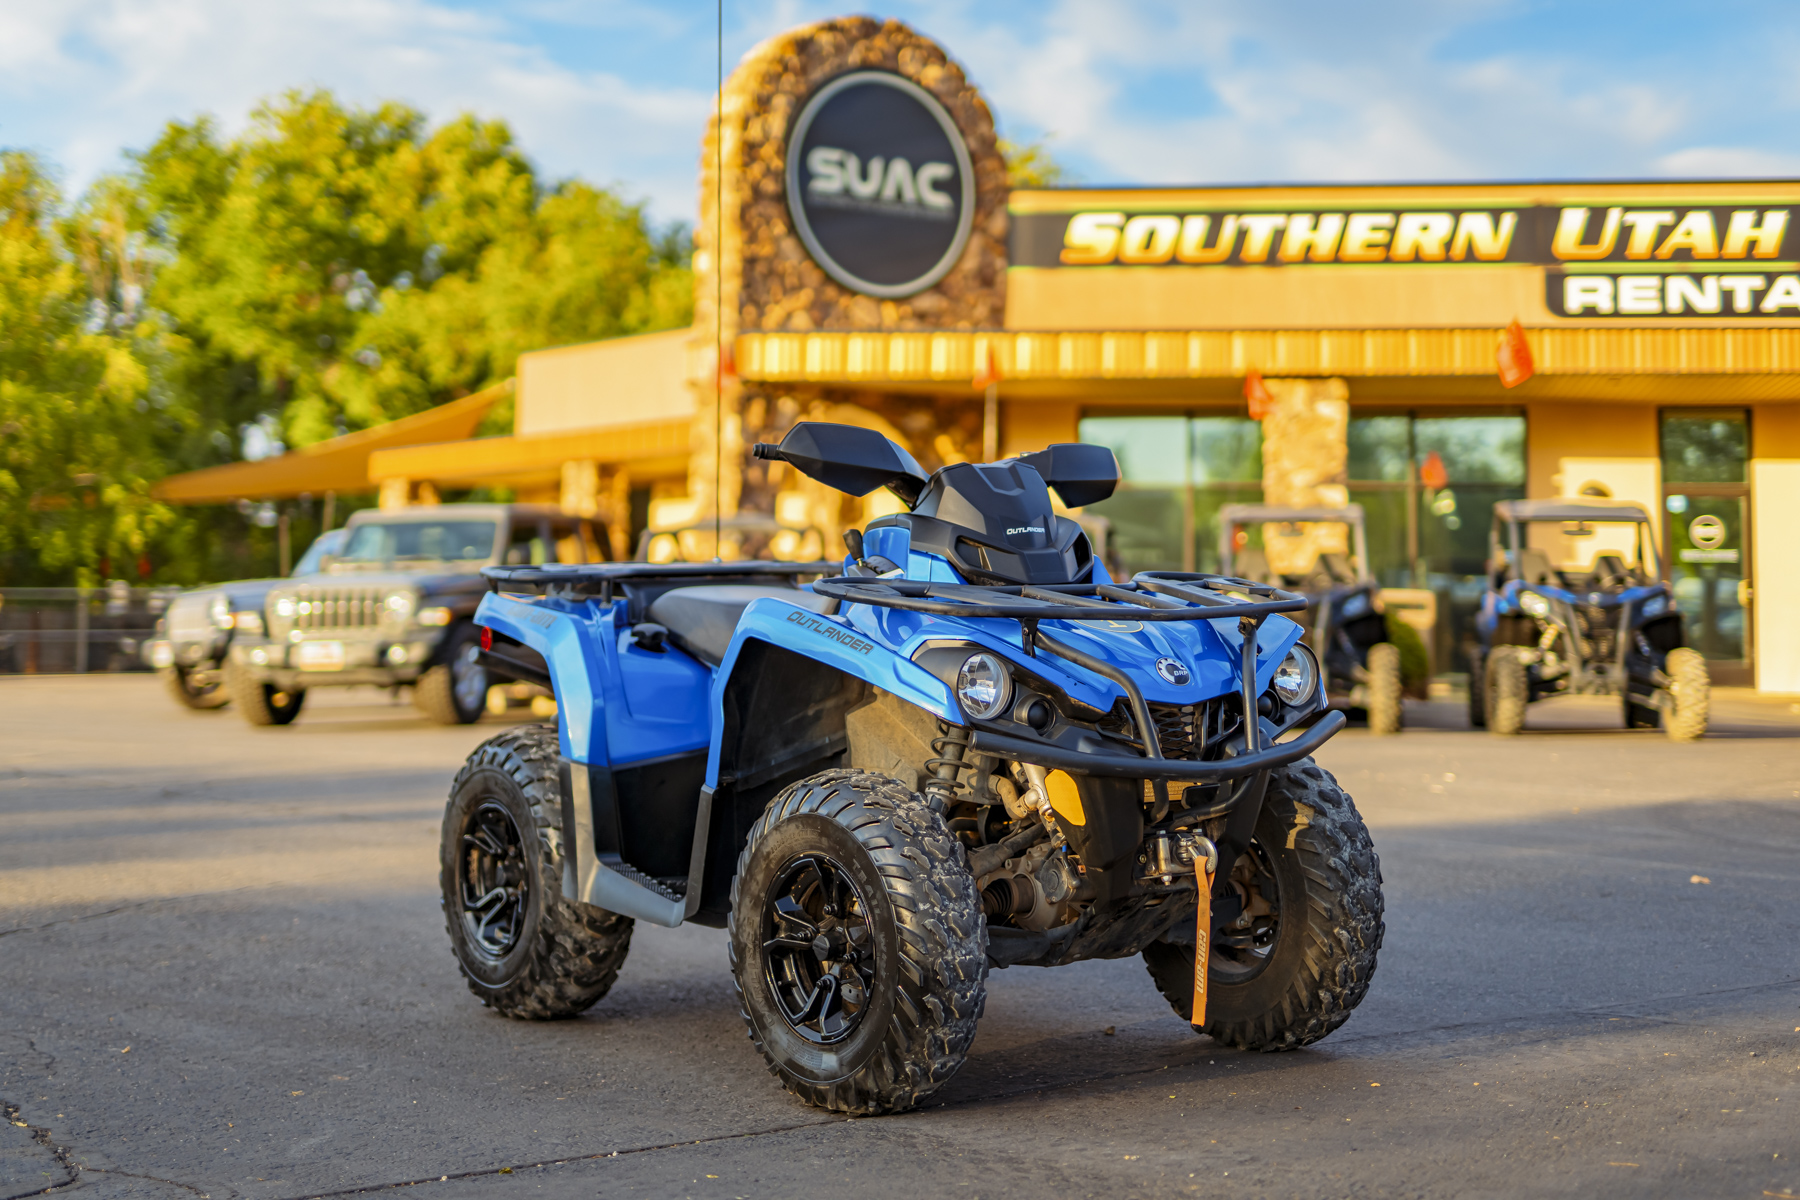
162,665,228,710
441,724,633,1018
1486,647,1527,736
417,623,487,725
1142,760,1383,1051
226,662,305,726
1664,647,1710,742
730,769,986,1115
1364,641,1403,736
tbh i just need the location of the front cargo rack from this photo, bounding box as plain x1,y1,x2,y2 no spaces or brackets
810,571,1308,624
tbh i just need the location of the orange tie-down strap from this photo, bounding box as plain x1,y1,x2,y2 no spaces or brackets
1192,860,1215,1028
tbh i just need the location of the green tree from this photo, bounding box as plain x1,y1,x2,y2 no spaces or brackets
999,136,1071,189
0,153,172,585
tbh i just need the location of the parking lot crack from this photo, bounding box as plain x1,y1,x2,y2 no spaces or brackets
1,1099,77,1200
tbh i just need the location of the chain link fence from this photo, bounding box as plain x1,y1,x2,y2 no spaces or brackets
0,583,182,674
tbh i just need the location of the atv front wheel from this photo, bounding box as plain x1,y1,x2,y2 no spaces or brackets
417,623,488,725
730,769,985,1115
1664,647,1710,742
226,663,305,726
1142,759,1383,1051
441,724,633,1017
1486,647,1527,735
162,665,228,710
1364,642,1403,736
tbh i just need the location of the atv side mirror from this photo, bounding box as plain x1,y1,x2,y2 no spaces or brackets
1012,443,1121,508
754,422,930,506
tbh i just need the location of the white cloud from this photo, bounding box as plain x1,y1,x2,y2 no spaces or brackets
0,0,711,216
1655,146,1800,178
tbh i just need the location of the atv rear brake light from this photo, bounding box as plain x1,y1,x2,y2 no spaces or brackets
955,653,1012,720
479,626,493,652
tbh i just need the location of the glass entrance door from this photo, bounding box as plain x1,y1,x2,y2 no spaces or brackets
1661,410,1751,685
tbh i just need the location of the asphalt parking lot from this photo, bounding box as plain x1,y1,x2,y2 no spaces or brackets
3,676,1799,1200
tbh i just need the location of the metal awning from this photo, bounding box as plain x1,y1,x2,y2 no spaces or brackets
151,382,510,503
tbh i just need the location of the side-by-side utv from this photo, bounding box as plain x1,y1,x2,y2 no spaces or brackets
1217,503,1404,735
1471,499,1708,739
442,424,1385,1115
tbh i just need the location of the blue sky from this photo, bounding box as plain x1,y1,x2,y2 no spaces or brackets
4,0,1800,226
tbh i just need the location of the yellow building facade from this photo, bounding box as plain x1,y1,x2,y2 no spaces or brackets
159,16,1800,692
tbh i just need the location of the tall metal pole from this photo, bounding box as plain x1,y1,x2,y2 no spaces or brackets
982,383,998,462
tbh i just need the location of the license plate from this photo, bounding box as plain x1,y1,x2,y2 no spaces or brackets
294,641,346,671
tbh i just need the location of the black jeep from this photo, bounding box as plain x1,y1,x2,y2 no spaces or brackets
224,504,603,726
1470,499,1708,739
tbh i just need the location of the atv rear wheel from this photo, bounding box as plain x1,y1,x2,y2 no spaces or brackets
1142,759,1383,1051
416,623,488,725
1486,647,1527,736
226,662,305,726
730,769,985,1115
1364,642,1403,736
441,724,633,1018
162,665,228,710
1664,647,1710,742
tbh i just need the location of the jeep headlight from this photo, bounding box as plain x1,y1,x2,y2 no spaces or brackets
955,652,1013,720
274,596,296,619
383,590,416,621
1271,644,1319,706
1519,590,1551,619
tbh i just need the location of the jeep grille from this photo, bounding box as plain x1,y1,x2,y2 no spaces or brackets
271,585,386,637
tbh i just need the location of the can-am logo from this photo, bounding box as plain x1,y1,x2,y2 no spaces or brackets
787,71,975,299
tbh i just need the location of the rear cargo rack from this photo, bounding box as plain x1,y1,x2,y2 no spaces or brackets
483,560,840,603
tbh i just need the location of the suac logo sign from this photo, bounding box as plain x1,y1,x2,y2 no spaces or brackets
786,70,975,299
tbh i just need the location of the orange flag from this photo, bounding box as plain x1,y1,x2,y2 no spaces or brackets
972,344,1003,391
1244,369,1274,420
1497,320,1534,388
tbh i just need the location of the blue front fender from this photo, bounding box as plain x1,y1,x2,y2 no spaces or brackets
475,592,609,764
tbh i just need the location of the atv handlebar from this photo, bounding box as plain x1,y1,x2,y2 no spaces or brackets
751,442,782,461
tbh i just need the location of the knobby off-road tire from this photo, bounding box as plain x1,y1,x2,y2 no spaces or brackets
162,665,228,710
1664,647,1710,742
730,769,986,1115
1486,647,1527,736
1364,641,1403,736
1467,651,1488,729
441,724,633,1018
225,662,305,726
1142,759,1383,1051
416,623,488,725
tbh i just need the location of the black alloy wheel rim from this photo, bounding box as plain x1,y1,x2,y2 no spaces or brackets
761,854,877,1045
1211,839,1282,983
460,801,531,961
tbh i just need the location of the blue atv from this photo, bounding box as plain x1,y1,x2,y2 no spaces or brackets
440,423,1384,1115
1471,499,1709,740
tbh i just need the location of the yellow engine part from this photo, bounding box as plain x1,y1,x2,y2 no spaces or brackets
1043,770,1086,826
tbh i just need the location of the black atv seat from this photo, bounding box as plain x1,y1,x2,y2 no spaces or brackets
647,585,835,666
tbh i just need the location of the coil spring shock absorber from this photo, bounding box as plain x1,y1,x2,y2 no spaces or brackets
922,722,972,815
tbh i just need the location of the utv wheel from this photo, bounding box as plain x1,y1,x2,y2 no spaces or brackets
1664,647,1710,742
226,662,305,726
1467,651,1487,729
441,724,633,1018
1142,759,1383,1051
1486,647,1527,736
417,623,487,725
162,665,228,710
730,769,986,1115
1364,642,1403,736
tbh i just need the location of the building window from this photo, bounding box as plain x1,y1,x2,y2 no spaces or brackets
1077,414,1261,578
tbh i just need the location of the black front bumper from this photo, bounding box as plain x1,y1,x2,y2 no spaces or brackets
967,709,1346,781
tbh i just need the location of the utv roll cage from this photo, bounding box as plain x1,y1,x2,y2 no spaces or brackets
1489,500,1663,586
1216,504,1373,584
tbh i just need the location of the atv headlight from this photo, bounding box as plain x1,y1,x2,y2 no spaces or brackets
1519,590,1551,619
955,653,1013,720
1271,644,1319,706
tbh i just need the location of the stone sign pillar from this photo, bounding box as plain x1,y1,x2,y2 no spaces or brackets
689,17,1010,542
1259,377,1351,576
